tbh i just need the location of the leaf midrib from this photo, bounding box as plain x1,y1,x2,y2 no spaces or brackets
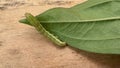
40,17,120,23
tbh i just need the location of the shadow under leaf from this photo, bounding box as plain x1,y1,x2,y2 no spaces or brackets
68,46,120,68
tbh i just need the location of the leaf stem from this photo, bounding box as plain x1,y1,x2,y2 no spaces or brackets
25,13,66,46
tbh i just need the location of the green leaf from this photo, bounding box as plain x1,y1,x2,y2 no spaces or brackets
19,0,120,54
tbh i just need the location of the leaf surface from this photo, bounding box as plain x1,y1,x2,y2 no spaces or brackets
19,0,120,54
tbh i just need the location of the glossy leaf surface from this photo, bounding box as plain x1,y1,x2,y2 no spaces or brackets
19,0,120,54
